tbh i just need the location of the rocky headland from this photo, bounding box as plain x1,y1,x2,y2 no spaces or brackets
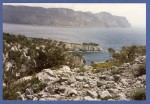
65,42,102,52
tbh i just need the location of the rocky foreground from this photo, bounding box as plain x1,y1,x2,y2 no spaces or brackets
8,55,146,101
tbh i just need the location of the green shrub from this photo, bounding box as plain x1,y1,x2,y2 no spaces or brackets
108,48,116,60
92,62,115,73
3,33,80,74
110,67,122,75
111,45,146,63
32,83,47,93
8,50,22,63
35,42,69,71
77,67,86,73
3,76,46,100
3,88,21,100
130,87,146,100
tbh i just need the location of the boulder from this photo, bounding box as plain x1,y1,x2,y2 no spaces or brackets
16,73,20,77
135,80,144,87
84,96,97,100
5,61,12,72
42,69,55,77
3,83,6,87
66,88,78,96
99,75,107,80
106,81,115,84
39,98,46,100
129,63,139,70
133,56,146,64
100,90,112,99
106,76,114,81
89,81,97,87
14,76,33,85
120,79,128,86
83,84,89,88
75,76,84,82
36,71,57,84
87,90,98,98
20,64,28,73
16,91,22,96
83,65,92,70
70,83,76,87
54,87,66,94
60,77,69,82
105,84,115,89
26,95,33,100
44,87,55,95
108,88,119,94
108,99,115,101
38,91,50,97
60,65,71,73
20,94,26,100
113,75,120,82
68,75,76,84
25,88,34,95
97,81,103,87
33,97,38,100
122,63,130,67
117,93,127,100
138,75,146,81
73,97,81,100
58,87,66,92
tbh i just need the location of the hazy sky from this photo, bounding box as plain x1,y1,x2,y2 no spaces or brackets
3,3,146,28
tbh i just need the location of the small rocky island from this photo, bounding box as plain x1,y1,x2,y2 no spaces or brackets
3,33,146,100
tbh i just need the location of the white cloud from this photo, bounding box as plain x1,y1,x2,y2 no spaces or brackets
3,3,146,28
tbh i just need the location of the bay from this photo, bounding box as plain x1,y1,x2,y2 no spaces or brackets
3,23,146,64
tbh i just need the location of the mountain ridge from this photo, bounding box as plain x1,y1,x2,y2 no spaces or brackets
3,5,131,28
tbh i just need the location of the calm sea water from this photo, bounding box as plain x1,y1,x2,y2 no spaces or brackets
3,23,146,64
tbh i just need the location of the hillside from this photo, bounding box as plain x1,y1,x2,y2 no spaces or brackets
3,33,146,100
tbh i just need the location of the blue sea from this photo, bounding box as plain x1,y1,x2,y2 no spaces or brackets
3,23,146,65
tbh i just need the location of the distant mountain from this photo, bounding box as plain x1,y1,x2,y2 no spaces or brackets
3,5,131,28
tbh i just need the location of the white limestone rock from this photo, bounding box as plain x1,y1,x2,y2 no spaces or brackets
87,90,98,98
100,90,112,99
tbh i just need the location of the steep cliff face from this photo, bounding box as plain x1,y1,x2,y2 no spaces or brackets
95,12,131,27
3,5,131,28
65,43,102,52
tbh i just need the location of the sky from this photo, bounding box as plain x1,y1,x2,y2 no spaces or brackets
3,3,146,28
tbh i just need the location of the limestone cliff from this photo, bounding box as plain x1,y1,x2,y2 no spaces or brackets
3,5,131,28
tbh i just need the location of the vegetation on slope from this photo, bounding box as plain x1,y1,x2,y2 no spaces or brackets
3,33,83,100
92,45,146,72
